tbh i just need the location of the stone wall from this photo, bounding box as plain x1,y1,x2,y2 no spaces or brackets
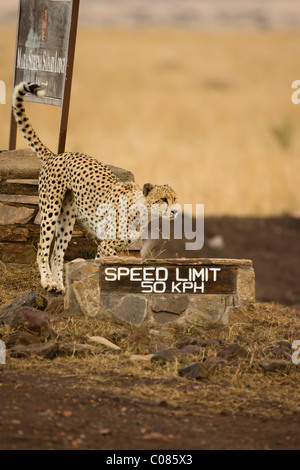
0,149,139,263
64,257,256,327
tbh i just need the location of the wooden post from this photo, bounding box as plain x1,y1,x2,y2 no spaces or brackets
57,0,80,154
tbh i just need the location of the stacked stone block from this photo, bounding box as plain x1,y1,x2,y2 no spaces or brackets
0,149,139,263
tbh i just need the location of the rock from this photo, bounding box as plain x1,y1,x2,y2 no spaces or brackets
9,306,51,337
1,149,134,182
0,194,39,204
236,265,256,305
151,296,189,315
0,291,47,325
0,203,35,224
178,362,210,380
102,294,148,327
122,332,150,345
10,341,58,359
72,273,101,318
0,227,29,242
176,337,221,349
0,178,38,196
6,331,41,348
259,359,291,372
263,341,291,359
0,243,37,263
180,345,205,355
205,356,228,369
234,335,252,345
151,349,176,364
217,343,249,362
0,149,42,180
148,342,173,353
57,343,92,357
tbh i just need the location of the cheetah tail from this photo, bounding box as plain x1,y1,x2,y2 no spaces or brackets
12,82,54,163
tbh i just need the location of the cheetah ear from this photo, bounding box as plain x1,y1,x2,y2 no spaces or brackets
164,182,171,187
143,183,154,196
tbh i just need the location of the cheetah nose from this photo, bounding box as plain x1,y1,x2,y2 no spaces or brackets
171,209,178,217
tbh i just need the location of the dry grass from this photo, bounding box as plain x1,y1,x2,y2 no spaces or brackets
1,29,300,215
1,262,300,419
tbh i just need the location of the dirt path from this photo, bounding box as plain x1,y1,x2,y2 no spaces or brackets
1,368,300,450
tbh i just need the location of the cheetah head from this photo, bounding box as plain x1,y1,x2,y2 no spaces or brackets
142,182,178,219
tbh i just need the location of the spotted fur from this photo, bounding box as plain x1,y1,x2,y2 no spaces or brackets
13,82,177,294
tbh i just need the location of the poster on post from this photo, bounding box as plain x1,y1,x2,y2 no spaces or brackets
9,0,80,152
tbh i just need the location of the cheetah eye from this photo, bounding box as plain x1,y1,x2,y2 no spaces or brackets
161,197,168,204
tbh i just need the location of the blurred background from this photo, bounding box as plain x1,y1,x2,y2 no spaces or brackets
0,0,300,305
1,0,300,216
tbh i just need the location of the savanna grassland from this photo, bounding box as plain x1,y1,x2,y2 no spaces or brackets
1,28,300,215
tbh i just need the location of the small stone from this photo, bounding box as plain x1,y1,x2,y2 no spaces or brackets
0,203,35,225
217,343,249,362
0,291,47,326
178,362,210,380
176,337,220,349
0,243,37,263
151,349,176,364
259,359,291,372
0,149,42,180
180,345,204,355
72,274,101,318
0,227,29,242
205,356,228,369
10,306,51,337
234,335,252,345
10,341,58,359
6,331,41,348
0,194,39,204
152,296,189,315
122,332,150,345
104,294,148,326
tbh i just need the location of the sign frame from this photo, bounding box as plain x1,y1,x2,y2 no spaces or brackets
99,263,237,295
9,0,80,154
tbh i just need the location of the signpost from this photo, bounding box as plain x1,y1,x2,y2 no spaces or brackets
9,0,80,154
100,264,236,295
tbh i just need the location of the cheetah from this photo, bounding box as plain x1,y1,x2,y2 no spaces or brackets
13,82,178,294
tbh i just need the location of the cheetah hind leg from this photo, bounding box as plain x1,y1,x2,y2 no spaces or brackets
50,191,77,294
